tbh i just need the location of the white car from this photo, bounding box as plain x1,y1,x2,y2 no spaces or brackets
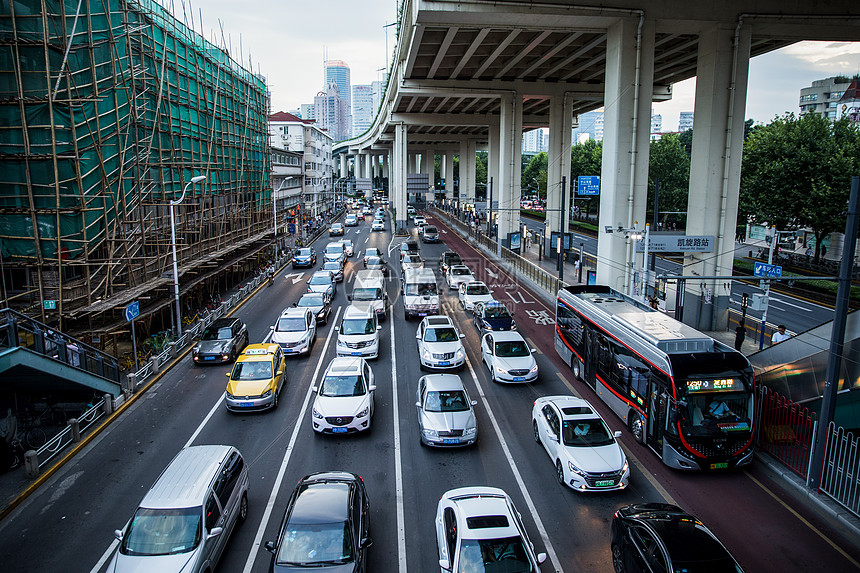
323,241,346,264
446,265,475,290
344,214,358,226
270,307,316,356
458,281,493,311
336,304,381,359
364,247,382,264
307,270,335,299
311,357,376,434
341,238,354,257
416,316,466,371
372,219,385,231
401,254,424,273
532,395,630,492
414,215,426,228
480,331,538,383
416,374,477,447
435,486,547,573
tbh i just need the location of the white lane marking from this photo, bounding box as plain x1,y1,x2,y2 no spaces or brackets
463,354,563,572
485,268,498,279
241,306,343,573
391,317,407,572
285,271,305,285
89,539,119,573
768,295,814,312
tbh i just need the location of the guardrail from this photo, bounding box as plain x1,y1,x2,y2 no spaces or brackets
757,386,817,478
33,397,109,471
820,423,860,517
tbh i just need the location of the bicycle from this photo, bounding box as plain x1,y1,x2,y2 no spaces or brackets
182,312,199,327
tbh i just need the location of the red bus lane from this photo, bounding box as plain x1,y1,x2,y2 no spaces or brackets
427,212,860,572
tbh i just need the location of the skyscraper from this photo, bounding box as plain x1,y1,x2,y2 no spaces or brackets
351,85,374,137
314,80,349,141
325,60,351,119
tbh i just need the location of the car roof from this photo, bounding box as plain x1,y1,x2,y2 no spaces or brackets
489,330,526,342
444,487,519,540
423,374,466,392
140,445,233,509
326,356,364,374
465,281,487,287
637,514,732,564
238,343,280,362
312,270,333,278
289,480,352,525
343,304,374,319
540,396,598,419
280,307,311,319
425,316,454,327
450,265,470,271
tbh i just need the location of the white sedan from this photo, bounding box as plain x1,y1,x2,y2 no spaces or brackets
445,265,475,290
458,281,494,311
371,219,385,231
532,395,630,492
416,316,466,371
480,331,538,383
311,357,376,434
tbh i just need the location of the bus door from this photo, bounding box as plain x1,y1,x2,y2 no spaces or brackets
647,385,668,451
583,329,597,390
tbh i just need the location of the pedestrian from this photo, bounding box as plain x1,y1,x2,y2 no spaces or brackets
771,324,791,345
821,244,827,258
734,319,746,351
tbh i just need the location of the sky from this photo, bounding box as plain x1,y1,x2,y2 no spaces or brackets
164,1,860,130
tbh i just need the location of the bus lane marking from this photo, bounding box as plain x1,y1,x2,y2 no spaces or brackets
391,314,408,572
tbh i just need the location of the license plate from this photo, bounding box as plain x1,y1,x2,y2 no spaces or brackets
204,356,215,361
332,427,348,433
418,313,427,317
443,439,459,444
284,349,296,353
239,402,253,408
710,462,728,470
438,361,450,366
595,480,615,487
513,376,525,382
351,351,362,356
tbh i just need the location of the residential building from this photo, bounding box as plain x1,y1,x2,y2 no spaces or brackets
522,128,548,153
272,147,303,240
651,112,662,134
352,84,374,137
371,80,384,118
800,76,860,121
269,111,334,218
679,111,694,132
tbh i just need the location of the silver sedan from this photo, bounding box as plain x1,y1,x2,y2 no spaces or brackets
416,374,477,447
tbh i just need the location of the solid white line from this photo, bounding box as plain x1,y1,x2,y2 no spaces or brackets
391,317,408,572
241,306,342,573
768,295,814,312
463,354,563,572
89,539,119,573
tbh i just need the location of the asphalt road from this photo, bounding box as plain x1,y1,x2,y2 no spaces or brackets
0,210,856,573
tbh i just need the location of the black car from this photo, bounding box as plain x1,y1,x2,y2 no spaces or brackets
192,317,249,364
293,247,317,268
266,471,372,572
296,292,332,324
399,240,420,260
439,251,462,273
611,503,744,573
473,301,516,333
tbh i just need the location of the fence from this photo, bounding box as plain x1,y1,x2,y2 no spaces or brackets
757,386,818,478
820,423,860,517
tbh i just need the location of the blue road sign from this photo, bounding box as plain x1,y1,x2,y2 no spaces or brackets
125,300,140,322
754,262,782,278
577,175,600,195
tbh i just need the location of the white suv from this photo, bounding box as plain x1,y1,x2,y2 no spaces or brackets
336,304,381,359
270,307,316,356
416,316,466,371
311,357,376,435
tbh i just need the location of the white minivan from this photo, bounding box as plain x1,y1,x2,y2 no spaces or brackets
401,267,439,320
350,269,388,321
336,304,381,359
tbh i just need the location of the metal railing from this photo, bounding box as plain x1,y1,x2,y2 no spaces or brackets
757,386,818,478
820,423,860,517
34,397,108,470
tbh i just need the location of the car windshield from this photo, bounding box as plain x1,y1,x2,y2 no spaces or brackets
452,267,470,276
201,326,232,341
494,341,529,357
296,248,312,257
341,318,375,335
325,245,343,254
424,390,469,412
298,295,324,308
120,507,202,556
405,283,437,296
231,360,273,381
353,287,382,301
484,306,511,319
467,284,490,295
445,254,462,265
562,418,615,447
403,256,421,264
425,226,437,233
424,327,457,342
277,521,353,566
457,536,533,572
366,257,383,266
276,317,307,332
366,248,380,257
309,274,332,285
320,375,366,397
323,263,340,272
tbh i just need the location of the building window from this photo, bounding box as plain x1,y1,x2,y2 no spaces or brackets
832,91,844,99
828,111,837,118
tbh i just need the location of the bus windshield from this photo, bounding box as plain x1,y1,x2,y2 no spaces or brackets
679,377,753,436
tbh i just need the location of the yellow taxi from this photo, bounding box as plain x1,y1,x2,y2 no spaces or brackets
225,343,286,412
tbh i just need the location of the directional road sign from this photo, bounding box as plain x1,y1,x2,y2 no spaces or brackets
577,175,600,195
125,300,140,322
754,262,783,278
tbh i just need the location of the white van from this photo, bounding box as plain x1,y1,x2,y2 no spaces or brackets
336,304,381,359
350,269,388,321
401,267,439,320
110,445,249,573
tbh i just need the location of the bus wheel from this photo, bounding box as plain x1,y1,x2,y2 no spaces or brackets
572,358,582,380
629,413,645,444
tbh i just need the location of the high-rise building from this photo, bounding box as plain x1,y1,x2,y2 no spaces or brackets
799,76,860,121
679,111,694,132
325,60,351,118
522,128,548,153
300,103,315,120
314,81,349,142
651,112,662,134
573,111,603,141
351,84,374,137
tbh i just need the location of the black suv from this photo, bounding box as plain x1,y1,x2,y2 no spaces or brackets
399,240,420,260
192,317,249,364
266,471,372,572
439,250,462,273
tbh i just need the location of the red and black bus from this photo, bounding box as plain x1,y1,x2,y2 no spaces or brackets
555,285,755,470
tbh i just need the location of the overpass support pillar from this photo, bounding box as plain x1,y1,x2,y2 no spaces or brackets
597,17,655,293
364,154,373,182
422,151,434,203
445,151,455,201
459,139,477,209
488,118,501,225
685,23,751,330
394,123,408,233
545,93,574,253
340,154,347,178
498,92,523,246
382,154,389,179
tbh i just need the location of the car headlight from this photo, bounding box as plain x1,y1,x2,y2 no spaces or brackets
261,389,272,398
225,391,234,399
464,426,477,437
622,459,629,474
356,406,369,418
568,461,586,477
456,349,464,359
192,346,199,354
337,339,348,347
496,365,506,374
312,408,324,419
530,364,539,373
483,321,491,329
316,310,326,318
422,428,438,438
423,350,431,360
511,320,516,329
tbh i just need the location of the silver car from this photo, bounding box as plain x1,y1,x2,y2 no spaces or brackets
416,374,477,447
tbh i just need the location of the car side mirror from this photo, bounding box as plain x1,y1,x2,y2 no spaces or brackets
459,333,465,339
264,541,276,554
416,333,421,339
471,400,478,406
335,326,340,332
614,430,622,438
226,372,231,377
360,536,373,549
368,385,377,392
531,348,537,353
439,558,451,571
269,325,274,330
277,370,284,376
415,401,421,408
312,386,319,393
114,529,123,541
347,295,352,301
537,553,547,564
207,527,223,540
377,325,382,331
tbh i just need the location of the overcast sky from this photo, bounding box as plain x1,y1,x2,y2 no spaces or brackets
168,1,860,130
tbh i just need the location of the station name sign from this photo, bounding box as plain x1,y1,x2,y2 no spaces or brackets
634,234,714,253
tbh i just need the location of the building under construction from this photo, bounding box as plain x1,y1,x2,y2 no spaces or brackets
0,0,272,347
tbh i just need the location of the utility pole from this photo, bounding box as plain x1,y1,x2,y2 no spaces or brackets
558,176,566,276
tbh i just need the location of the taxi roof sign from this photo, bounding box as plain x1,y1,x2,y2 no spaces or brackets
244,348,269,355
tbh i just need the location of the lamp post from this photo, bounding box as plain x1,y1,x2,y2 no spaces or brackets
170,175,206,338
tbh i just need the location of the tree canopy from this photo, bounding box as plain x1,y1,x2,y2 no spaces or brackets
647,133,689,226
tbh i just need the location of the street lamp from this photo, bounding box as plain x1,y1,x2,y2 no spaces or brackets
170,175,206,338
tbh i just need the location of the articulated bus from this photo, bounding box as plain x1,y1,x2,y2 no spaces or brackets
555,285,755,470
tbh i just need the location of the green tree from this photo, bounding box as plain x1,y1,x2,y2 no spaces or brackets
476,151,488,186
522,152,548,199
741,113,860,261
570,139,602,218
648,134,690,228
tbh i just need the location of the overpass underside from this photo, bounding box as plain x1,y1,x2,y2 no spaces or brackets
336,0,860,329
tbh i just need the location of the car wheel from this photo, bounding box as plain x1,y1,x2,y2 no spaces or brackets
611,543,624,573
272,390,279,409
629,413,645,444
460,300,465,310
533,421,541,443
238,493,248,524
556,460,565,485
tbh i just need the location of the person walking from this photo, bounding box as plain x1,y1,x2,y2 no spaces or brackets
734,319,746,352
771,324,791,345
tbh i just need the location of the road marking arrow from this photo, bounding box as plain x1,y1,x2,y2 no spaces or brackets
284,272,306,284
485,268,498,279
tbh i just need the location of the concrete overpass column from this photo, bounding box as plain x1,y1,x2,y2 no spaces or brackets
545,94,574,251
461,140,477,208
596,17,655,293
364,154,372,181
340,154,347,178
421,151,434,203
488,118,500,218
445,151,455,200
497,92,523,244
394,124,408,233
684,23,751,330
382,153,389,178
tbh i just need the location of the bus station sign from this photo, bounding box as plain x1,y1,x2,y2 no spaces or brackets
635,234,714,253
